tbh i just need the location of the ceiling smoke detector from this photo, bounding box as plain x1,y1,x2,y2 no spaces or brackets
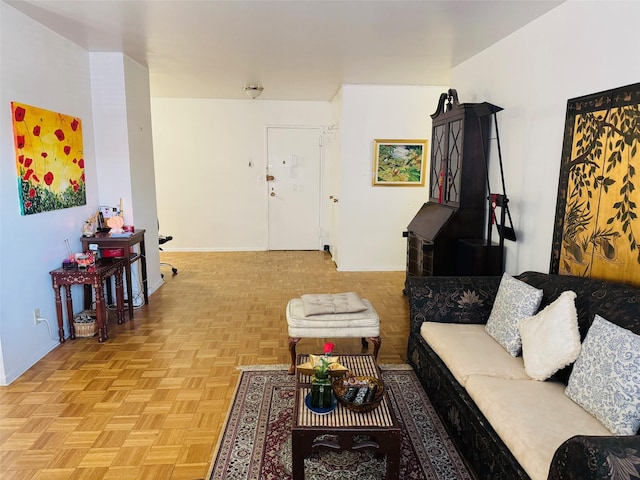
243,84,264,100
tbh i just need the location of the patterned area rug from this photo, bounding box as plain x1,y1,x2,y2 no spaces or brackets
208,366,472,480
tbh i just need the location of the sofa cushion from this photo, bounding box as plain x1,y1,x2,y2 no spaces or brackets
518,290,581,381
485,273,544,356
465,375,611,480
565,314,640,435
420,322,529,387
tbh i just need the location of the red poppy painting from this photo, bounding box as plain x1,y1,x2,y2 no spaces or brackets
11,102,86,215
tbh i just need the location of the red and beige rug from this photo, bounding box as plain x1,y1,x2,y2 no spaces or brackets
207,365,472,480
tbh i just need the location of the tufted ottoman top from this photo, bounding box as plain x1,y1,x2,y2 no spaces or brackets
287,297,380,339
300,292,368,316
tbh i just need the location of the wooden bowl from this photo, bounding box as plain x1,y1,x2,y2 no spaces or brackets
332,375,384,413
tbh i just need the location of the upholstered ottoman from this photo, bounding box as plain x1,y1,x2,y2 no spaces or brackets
286,293,381,374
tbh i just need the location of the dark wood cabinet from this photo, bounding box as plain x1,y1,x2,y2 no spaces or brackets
405,90,500,288
428,89,493,209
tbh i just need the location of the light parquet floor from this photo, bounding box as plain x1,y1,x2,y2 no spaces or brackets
0,251,410,480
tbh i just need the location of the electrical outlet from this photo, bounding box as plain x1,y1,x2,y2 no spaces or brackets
34,308,41,325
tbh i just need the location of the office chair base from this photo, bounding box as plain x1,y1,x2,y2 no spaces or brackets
160,262,178,279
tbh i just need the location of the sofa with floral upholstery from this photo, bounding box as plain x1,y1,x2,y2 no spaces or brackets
406,271,640,480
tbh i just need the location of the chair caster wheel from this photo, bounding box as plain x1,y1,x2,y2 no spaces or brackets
172,268,178,274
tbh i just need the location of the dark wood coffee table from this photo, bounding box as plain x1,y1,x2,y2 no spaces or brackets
291,354,401,479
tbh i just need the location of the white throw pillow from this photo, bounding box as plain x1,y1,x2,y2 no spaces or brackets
565,315,640,435
485,273,544,356
518,290,581,381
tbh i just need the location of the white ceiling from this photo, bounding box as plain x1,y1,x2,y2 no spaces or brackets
6,0,564,101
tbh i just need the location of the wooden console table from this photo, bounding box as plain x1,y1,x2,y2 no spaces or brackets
50,258,126,343
81,229,148,320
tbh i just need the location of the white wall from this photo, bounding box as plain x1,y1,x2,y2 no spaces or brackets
124,55,163,296
91,52,163,299
91,54,133,217
325,88,343,262
6,0,636,382
0,6,161,384
451,0,640,275
335,84,449,271
152,86,448,272
0,3,99,383
151,99,330,250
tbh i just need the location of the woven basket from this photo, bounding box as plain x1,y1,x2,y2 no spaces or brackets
332,375,384,413
73,310,97,338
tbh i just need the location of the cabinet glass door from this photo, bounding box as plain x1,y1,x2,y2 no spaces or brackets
445,119,463,205
430,124,446,202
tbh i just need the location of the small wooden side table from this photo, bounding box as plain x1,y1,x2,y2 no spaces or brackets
50,258,126,343
80,229,148,320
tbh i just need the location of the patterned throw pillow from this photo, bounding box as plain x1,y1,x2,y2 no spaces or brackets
518,290,581,381
485,273,543,356
565,315,640,435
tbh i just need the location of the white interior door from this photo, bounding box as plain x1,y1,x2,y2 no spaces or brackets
267,127,321,250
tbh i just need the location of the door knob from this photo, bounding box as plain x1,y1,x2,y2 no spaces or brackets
266,175,275,181
270,192,275,197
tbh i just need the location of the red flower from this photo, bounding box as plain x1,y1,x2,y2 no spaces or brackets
323,342,335,354
24,169,34,181
44,171,54,186
14,106,25,122
70,119,79,131
32,174,40,182
24,158,33,168
29,188,36,198
41,152,48,158
33,125,41,136
25,201,32,209
80,173,85,183
64,145,71,155
16,135,25,149
73,183,79,192
18,155,24,164
78,158,85,168
54,129,65,141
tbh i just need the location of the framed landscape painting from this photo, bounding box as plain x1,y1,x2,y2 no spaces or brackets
550,82,640,288
372,139,427,186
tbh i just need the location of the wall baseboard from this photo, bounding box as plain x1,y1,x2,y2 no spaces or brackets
1,339,59,386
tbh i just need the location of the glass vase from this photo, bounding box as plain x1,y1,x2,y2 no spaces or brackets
310,373,332,409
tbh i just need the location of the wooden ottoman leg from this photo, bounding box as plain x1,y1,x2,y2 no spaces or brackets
288,337,301,375
369,336,382,360
361,337,369,349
